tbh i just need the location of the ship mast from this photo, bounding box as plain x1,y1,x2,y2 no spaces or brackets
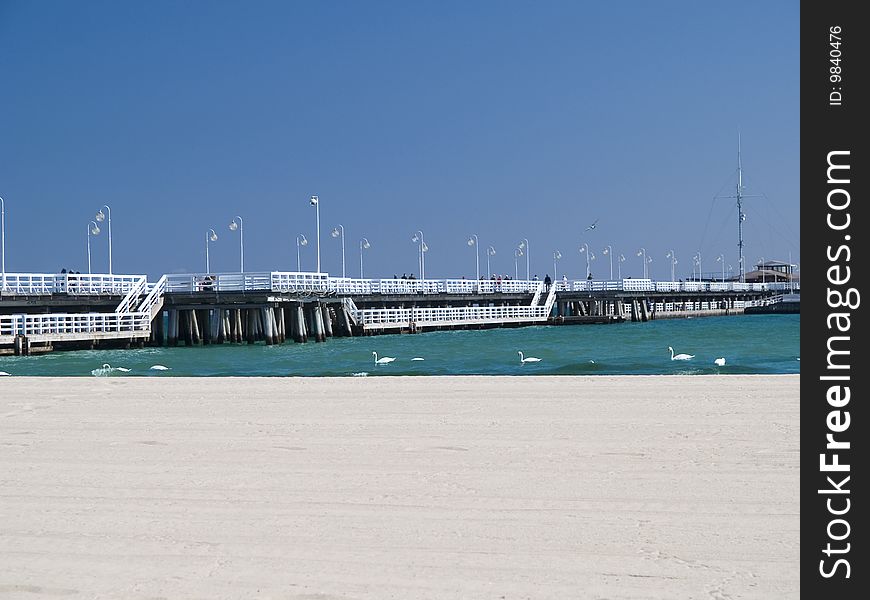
737,133,745,282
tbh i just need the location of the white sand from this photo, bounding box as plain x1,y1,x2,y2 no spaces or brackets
0,375,798,599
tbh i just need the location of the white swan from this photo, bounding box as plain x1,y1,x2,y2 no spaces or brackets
91,363,131,376
411,357,425,361
0,371,11,376
372,352,396,365
518,351,541,364
714,357,726,366
668,346,694,361
150,365,170,371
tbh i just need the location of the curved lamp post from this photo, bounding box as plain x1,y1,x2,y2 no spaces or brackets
666,250,677,282
205,228,218,273
296,234,308,271
553,250,562,281
514,248,523,281
602,245,613,280
467,234,480,281
518,238,530,280
579,243,591,278
0,196,5,289
309,195,320,273
359,237,370,279
228,216,244,272
636,248,648,279
617,253,626,280
95,205,112,274
694,251,702,282
411,231,426,280
87,221,100,275
331,224,345,278
486,246,496,277
716,254,725,282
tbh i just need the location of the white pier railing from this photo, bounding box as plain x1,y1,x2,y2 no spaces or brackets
0,312,152,345
1,273,145,296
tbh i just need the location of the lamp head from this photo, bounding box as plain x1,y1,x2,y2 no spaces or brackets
487,246,495,256
361,239,370,249
602,247,609,255
299,235,308,246
229,220,239,231
95,210,105,223
421,242,428,252
467,237,476,246
208,231,218,242
309,195,319,206
90,223,100,235
411,234,420,243
554,251,562,260
331,228,341,238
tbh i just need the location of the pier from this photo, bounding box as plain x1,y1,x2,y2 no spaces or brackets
1,271,795,355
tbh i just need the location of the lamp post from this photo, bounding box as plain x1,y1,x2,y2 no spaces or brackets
514,248,523,281
666,250,677,282
636,248,648,279
759,256,765,284
602,245,613,280
95,205,112,274
309,195,321,272
0,196,5,289
694,251,702,282
359,238,370,278
467,235,480,280
331,224,345,278
87,221,100,275
617,253,625,280
296,235,308,271
228,216,244,272
716,254,725,282
205,229,218,273
553,250,562,281
411,230,426,280
486,246,496,277
579,243,591,278
518,238,530,280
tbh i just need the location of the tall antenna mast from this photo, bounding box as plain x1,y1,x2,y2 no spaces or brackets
737,132,745,282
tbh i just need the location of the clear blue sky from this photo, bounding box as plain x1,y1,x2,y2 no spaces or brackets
1,0,799,280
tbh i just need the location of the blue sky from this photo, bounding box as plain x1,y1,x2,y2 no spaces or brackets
1,0,799,280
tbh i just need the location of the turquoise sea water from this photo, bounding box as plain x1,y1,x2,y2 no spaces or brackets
1,315,799,377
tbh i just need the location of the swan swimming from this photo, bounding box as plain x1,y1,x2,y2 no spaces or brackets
372,352,396,365
91,363,130,377
518,351,541,364
714,357,726,366
150,365,171,371
352,372,369,377
411,357,425,361
668,346,695,361
0,371,11,376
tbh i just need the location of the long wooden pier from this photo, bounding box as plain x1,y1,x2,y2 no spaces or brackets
1,271,795,355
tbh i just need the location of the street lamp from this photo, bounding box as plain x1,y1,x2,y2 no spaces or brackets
296,235,308,271
602,245,613,280
228,216,244,272
467,235,480,280
579,243,591,278
331,224,346,278
759,256,765,284
205,228,218,273
94,205,112,274
666,250,677,282
617,253,626,280
0,196,5,289
87,221,100,275
518,238,530,280
553,250,562,281
309,195,321,272
514,247,523,281
486,246,496,277
411,231,427,280
716,254,725,282
693,251,702,282
636,248,648,278
359,237,370,279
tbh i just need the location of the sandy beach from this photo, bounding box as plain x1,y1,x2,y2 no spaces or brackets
0,375,799,599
